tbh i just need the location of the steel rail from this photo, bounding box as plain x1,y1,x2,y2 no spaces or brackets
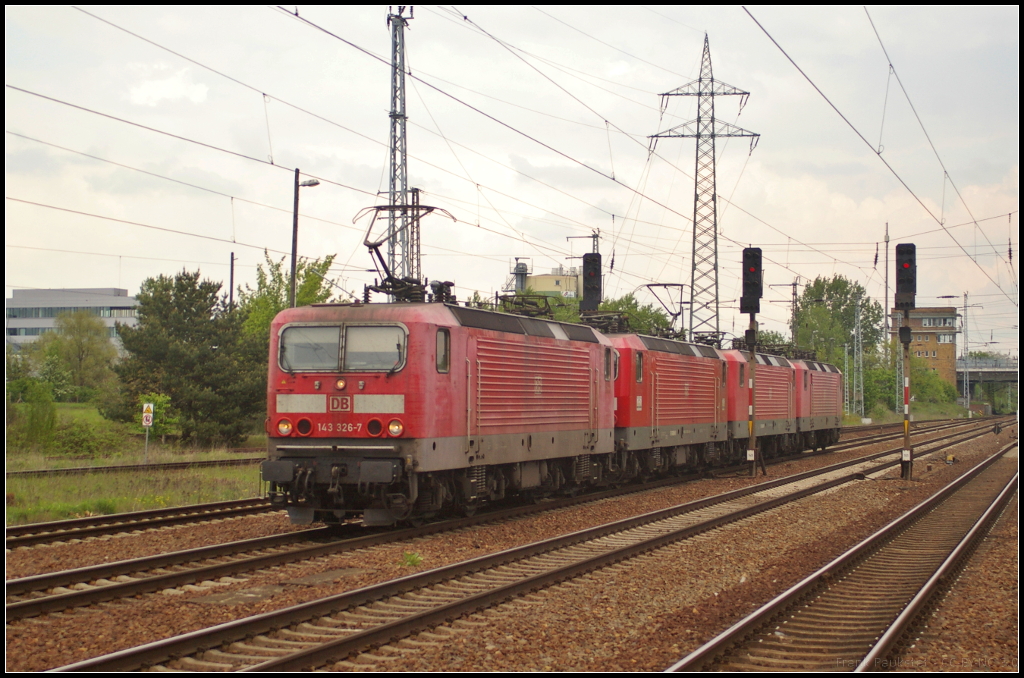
52,419,1002,672
856,468,1018,672
665,440,1017,672
10,418,1002,618
5,498,272,548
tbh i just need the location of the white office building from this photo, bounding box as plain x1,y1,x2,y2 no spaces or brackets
6,288,139,351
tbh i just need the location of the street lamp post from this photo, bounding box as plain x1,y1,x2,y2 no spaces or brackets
290,169,320,308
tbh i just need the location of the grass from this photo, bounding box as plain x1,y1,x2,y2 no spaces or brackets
846,401,971,426
5,465,267,526
400,552,424,567
6,403,269,524
5,444,262,473
54,402,109,425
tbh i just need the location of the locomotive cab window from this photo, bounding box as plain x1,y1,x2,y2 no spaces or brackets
436,328,450,373
635,351,643,383
280,325,340,371
343,325,406,372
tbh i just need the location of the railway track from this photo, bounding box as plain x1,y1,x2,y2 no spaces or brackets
50,418,1008,672
5,497,273,549
9,418,1005,622
6,416,988,551
667,440,1018,672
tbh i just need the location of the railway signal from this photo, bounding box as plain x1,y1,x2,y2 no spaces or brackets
895,243,916,310
581,252,602,312
740,247,766,476
740,247,763,314
895,243,916,479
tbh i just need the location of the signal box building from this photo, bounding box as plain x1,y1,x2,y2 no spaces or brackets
889,306,959,386
6,288,139,352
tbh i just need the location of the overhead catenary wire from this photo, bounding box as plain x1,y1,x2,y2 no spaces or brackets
62,7,669,264
864,6,1010,274
12,5,1011,342
742,5,1017,307
69,5,888,301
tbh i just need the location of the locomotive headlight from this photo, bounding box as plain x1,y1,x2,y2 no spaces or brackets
388,419,404,437
277,419,293,436
335,378,347,390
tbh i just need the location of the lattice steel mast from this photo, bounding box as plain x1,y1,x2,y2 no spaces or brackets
651,34,759,344
387,6,415,281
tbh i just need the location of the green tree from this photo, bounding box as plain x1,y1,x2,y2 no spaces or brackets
795,275,884,366
37,354,74,402
909,355,958,404
10,380,57,450
756,329,790,347
31,311,117,401
6,345,32,402
113,270,265,447
236,251,337,340
597,294,671,335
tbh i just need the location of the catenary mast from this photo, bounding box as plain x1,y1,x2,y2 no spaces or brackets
387,6,416,282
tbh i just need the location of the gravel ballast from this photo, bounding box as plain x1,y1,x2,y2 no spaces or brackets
4,425,1015,672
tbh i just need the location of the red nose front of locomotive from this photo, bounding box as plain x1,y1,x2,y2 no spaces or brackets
266,304,456,452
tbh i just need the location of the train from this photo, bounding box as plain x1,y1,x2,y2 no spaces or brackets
262,301,843,526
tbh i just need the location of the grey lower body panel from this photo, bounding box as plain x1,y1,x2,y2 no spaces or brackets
267,428,614,478
616,422,727,450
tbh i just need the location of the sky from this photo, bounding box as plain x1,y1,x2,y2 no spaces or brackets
5,5,1019,355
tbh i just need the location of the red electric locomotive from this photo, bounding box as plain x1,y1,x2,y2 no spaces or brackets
611,335,844,472
263,300,843,526
263,302,616,525
609,334,733,469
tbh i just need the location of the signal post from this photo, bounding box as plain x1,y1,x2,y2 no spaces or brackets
741,248,767,477
895,244,916,479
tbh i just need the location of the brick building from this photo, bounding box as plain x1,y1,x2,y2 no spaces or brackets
889,306,959,386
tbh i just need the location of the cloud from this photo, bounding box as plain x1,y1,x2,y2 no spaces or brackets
128,65,209,106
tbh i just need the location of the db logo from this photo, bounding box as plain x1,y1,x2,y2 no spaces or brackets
329,396,351,412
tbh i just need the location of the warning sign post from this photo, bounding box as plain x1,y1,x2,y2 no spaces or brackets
142,403,154,462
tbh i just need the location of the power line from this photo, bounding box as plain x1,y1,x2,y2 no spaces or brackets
437,9,889,293
74,5,883,298
4,84,377,200
65,7,649,264
742,6,1017,307
5,130,366,236
7,196,292,254
863,7,1008,270
530,6,691,79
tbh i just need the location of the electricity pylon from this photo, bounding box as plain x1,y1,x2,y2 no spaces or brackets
651,34,759,344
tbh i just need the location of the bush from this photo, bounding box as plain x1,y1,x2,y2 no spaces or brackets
7,380,58,450
50,419,132,458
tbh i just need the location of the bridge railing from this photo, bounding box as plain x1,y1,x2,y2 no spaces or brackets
956,358,1019,370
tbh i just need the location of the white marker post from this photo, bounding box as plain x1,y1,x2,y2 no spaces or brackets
142,402,154,464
